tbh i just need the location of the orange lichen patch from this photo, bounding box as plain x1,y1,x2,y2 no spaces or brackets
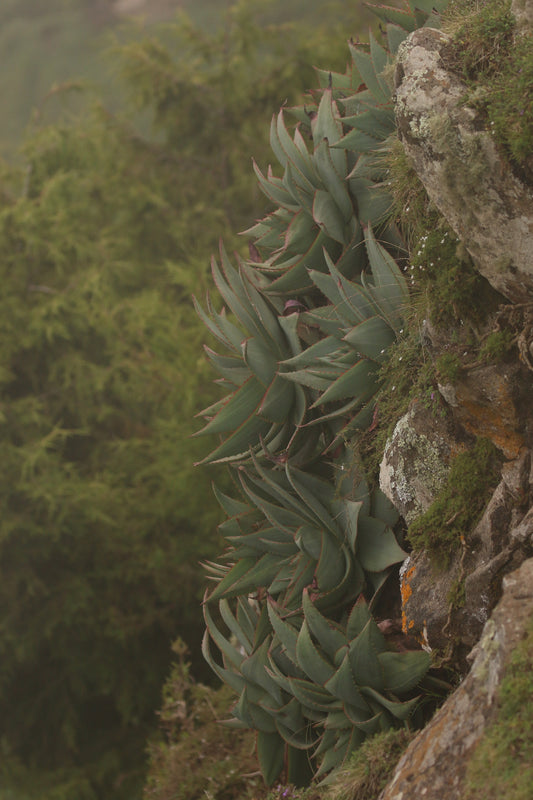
454,374,523,459
400,564,416,635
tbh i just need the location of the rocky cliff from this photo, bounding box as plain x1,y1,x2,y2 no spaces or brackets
374,1,533,796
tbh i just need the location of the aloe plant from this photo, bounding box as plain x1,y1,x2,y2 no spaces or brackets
195,225,408,464
243,85,403,298
197,0,449,785
193,244,322,466
280,225,409,443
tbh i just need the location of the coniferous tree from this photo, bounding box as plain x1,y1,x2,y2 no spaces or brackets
0,3,351,797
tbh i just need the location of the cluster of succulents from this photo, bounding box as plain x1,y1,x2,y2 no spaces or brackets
196,0,448,785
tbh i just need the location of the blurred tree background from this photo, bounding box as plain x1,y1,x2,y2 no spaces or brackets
0,0,373,798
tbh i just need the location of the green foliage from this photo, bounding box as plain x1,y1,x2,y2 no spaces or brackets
479,330,515,362
443,0,533,173
408,438,501,567
0,3,354,798
465,616,533,800
408,220,501,328
144,640,263,800
0,105,220,799
323,729,413,800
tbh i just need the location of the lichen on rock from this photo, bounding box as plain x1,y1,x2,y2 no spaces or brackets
393,26,533,303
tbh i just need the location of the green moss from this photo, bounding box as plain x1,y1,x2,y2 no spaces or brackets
479,330,515,362
443,0,533,174
466,616,533,800
447,575,466,609
324,730,413,800
436,353,461,382
407,438,501,568
444,0,515,80
409,219,502,328
356,323,439,484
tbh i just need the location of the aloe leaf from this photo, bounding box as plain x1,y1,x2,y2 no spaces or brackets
314,359,377,406
203,602,246,669
241,640,284,705
370,32,391,97
282,555,315,609
314,730,353,776
219,598,253,653
364,225,409,312
257,729,285,785
193,295,242,351
348,621,385,690
343,707,383,733
315,67,352,90
323,651,369,711
365,4,417,33
268,599,299,665
211,252,262,340
302,590,347,659
343,106,395,139
284,160,317,212
212,485,249,518
316,531,348,592
314,558,364,614
343,316,396,362
201,630,245,693
356,515,407,573
239,477,306,532
286,466,338,536
313,189,347,244
313,727,338,758
287,745,315,785
324,709,352,730
372,486,400,525
361,686,420,720
386,22,410,55
257,375,294,423
203,346,249,385
354,180,392,226
349,44,390,106
276,718,314,751
196,413,272,465
237,596,261,643
296,620,335,685
253,602,272,649
306,267,347,317
288,676,336,713
334,127,385,153
281,335,341,370
208,553,282,602
283,209,317,253
281,367,335,393
314,140,352,222
379,650,431,693
195,377,264,436
295,524,321,561
313,87,343,148
241,337,278,386
240,272,287,352
267,232,337,295
253,161,299,210
276,111,317,185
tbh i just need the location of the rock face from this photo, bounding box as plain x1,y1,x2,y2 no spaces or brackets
379,403,463,525
397,450,533,659
394,27,533,303
378,558,533,800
